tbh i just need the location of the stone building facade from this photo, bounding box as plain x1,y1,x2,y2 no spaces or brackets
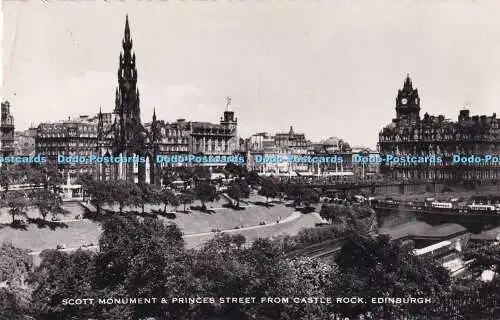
378,75,500,184
153,98,238,157
244,128,313,174
35,114,109,177
1,101,15,156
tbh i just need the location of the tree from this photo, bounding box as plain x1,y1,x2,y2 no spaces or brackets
28,215,200,320
258,178,279,203
169,192,180,212
29,249,97,320
193,166,210,181
192,234,256,319
238,179,251,198
228,181,242,207
225,163,248,178
178,192,195,212
108,180,138,213
283,183,304,204
138,183,161,214
319,203,375,235
245,171,261,188
97,215,168,287
0,243,32,288
176,166,195,182
42,163,65,192
122,222,200,319
279,257,336,320
332,232,451,319
462,242,500,276
26,165,46,188
240,238,289,319
0,243,33,318
76,172,94,187
160,189,176,213
227,178,250,208
195,182,217,211
1,191,28,224
84,179,112,216
447,277,500,319
0,166,12,191
128,182,144,212
0,288,25,320
29,189,64,221
297,188,319,208
231,234,246,248
282,183,319,207
161,167,177,186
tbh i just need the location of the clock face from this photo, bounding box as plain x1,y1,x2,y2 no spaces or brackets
401,98,408,105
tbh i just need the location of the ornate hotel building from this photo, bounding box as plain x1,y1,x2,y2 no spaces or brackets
243,128,376,178
1,101,15,157
152,98,238,156
35,114,112,177
244,127,313,173
35,16,238,184
378,75,500,184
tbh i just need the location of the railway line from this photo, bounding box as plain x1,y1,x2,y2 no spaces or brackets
284,239,344,259
284,231,392,260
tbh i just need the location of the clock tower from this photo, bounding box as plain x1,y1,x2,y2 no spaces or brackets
395,74,420,122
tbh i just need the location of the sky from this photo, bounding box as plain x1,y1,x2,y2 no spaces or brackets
2,0,500,149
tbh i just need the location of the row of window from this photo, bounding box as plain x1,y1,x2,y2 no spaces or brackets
37,142,96,148
160,146,189,152
192,131,233,136
383,125,499,135
161,138,189,144
379,134,499,142
194,145,231,153
160,129,189,137
393,170,499,180
38,133,97,139
384,146,493,153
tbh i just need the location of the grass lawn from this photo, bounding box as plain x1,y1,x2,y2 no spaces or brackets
0,202,88,224
184,213,323,249
1,201,302,252
0,207,44,224
160,204,295,235
0,220,101,252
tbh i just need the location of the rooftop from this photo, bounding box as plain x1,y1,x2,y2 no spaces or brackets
417,223,467,238
470,226,500,241
381,221,467,240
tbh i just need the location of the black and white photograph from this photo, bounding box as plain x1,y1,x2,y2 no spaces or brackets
1,1,500,319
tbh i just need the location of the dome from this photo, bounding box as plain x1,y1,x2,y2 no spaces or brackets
320,136,341,146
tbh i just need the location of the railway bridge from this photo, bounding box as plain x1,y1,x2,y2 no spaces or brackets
290,178,499,195
374,205,500,230
301,180,444,195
